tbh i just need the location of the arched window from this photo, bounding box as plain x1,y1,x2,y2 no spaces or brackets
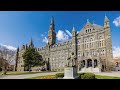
90,29,91,32
100,41,101,47
102,40,104,46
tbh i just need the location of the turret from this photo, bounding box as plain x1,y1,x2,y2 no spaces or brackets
104,15,110,29
48,16,56,46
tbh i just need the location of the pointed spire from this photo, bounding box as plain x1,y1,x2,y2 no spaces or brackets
50,16,54,25
30,37,33,45
49,16,55,31
87,19,90,24
72,25,76,32
104,14,109,22
30,37,34,47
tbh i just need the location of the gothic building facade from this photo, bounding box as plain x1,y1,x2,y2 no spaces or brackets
16,16,113,72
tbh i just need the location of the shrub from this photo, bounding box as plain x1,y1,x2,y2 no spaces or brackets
56,73,64,78
77,73,85,77
81,73,95,79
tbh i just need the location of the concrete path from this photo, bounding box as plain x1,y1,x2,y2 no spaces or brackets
0,72,61,79
93,72,120,77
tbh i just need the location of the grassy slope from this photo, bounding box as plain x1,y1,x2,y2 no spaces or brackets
26,75,120,79
95,75,120,79
0,71,43,75
26,75,56,79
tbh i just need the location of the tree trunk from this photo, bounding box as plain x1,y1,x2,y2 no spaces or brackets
2,66,7,75
29,64,31,72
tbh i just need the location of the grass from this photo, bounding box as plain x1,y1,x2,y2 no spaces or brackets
26,74,120,79
95,75,120,79
0,71,47,75
26,75,56,79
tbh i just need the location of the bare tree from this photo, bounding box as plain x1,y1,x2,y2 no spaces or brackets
0,49,15,75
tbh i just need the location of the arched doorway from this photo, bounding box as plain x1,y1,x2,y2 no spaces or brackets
94,59,97,68
87,59,92,68
82,60,85,68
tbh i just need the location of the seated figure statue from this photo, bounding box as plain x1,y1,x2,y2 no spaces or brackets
66,52,77,67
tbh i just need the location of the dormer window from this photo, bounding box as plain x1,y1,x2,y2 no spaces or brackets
88,29,89,32
90,29,91,32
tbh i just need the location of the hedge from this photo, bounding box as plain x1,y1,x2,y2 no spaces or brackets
78,73,95,79
56,73,64,78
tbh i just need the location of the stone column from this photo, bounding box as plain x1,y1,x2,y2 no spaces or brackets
92,60,94,68
85,60,87,68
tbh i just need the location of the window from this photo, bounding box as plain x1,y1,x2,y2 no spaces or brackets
102,40,104,46
86,30,87,33
90,29,91,32
100,41,101,47
88,29,89,32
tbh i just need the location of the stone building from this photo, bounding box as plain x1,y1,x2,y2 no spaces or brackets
16,16,113,72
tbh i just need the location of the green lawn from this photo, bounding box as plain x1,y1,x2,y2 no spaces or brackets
95,75,120,79
27,75,56,79
0,71,46,75
26,75,120,79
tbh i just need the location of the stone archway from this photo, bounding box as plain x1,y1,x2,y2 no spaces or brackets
82,60,85,68
94,59,97,68
87,59,92,68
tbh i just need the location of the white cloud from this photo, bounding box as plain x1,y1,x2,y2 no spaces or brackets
113,46,120,58
113,16,120,27
1,44,17,51
56,30,69,42
42,37,48,44
65,30,72,37
41,34,44,37
77,31,79,34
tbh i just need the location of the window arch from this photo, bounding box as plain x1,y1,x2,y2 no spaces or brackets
88,29,89,32
90,29,91,32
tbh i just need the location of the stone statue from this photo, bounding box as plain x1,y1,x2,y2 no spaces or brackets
66,52,77,67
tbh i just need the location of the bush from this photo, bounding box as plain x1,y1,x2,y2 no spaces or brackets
56,73,64,78
78,73,95,79
81,73,95,79
78,73,85,77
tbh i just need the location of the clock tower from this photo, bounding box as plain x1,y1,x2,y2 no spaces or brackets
48,16,56,46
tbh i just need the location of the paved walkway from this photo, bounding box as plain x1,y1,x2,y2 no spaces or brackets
93,72,120,77
0,72,61,79
0,71,120,79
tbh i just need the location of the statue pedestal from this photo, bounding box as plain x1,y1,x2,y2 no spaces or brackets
63,67,79,79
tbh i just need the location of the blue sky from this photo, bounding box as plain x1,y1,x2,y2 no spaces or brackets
0,11,120,57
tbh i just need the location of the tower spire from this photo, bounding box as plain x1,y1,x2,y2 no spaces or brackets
49,16,55,31
30,37,34,47
48,16,56,46
104,14,110,28
50,16,54,25
72,25,75,32
104,14,109,22
87,19,90,24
